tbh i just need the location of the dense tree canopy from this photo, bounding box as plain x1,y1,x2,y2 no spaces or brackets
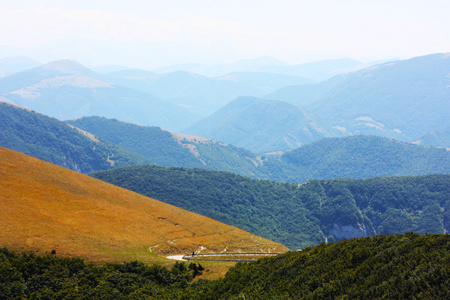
91,165,450,249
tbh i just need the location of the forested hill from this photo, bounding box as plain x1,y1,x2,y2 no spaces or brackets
2,234,448,299
200,234,450,299
66,116,265,177
90,165,450,249
0,102,150,173
276,135,450,182
65,116,450,182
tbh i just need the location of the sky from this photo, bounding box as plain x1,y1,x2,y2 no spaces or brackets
1,0,450,69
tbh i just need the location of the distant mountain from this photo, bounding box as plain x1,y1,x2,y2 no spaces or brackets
277,135,450,182
306,53,450,141
0,102,150,174
153,56,287,77
89,64,135,74
66,116,265,177
0,60,202,131
107,68,158,77
0,56,41,78
253,58,364,81
264,74,347,106
216,71,315,94
104,69,264,116
412,126,450,148
135,71,260,112
0,146,287,263
184,97,334,153
91,164,450,249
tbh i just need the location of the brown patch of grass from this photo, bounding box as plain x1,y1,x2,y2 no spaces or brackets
0,146,288,269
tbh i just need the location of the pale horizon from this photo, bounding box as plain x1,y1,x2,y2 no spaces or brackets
1,0,450,70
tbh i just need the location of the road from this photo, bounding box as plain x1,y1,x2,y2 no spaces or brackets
166,255,187,261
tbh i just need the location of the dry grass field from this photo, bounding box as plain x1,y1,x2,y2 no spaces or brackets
0,146,287,275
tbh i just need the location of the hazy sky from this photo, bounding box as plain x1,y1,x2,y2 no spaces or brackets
1,0,449,68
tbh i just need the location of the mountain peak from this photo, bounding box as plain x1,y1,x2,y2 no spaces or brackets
42,59,92,75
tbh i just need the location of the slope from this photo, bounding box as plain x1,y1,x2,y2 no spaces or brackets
184,97,333,153
307,53,450,141
0,146,287,264
254,58,364,81
0,102,150,174
215,71,315,94
66,116,265,177
90,164,450,250
198,234,450,299
0,56,41,78
264,74,347,106
412,125,450,148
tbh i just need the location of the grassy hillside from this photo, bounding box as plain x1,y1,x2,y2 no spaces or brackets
0,146,287,265
66,116,265,177
90,165,450,249
0,102,150,174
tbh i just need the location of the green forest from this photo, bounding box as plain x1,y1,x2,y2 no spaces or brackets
66,116,266,178
90,166,450,249
0,247,203,299
0,103,150,173
1,234,448,299
278,135,450,182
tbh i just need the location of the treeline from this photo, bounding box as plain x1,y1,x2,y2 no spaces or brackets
0,248,203,299
1,234,449,299
91,166,450,249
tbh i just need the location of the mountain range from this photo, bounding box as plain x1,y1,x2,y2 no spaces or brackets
184,96,337,153
253,58,365,81
266,53,450,146
64,115,449,182
0,60,202,131
0,56,41,78
1,52,448,149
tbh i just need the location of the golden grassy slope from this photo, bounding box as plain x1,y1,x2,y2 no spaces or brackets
0,146,288,265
